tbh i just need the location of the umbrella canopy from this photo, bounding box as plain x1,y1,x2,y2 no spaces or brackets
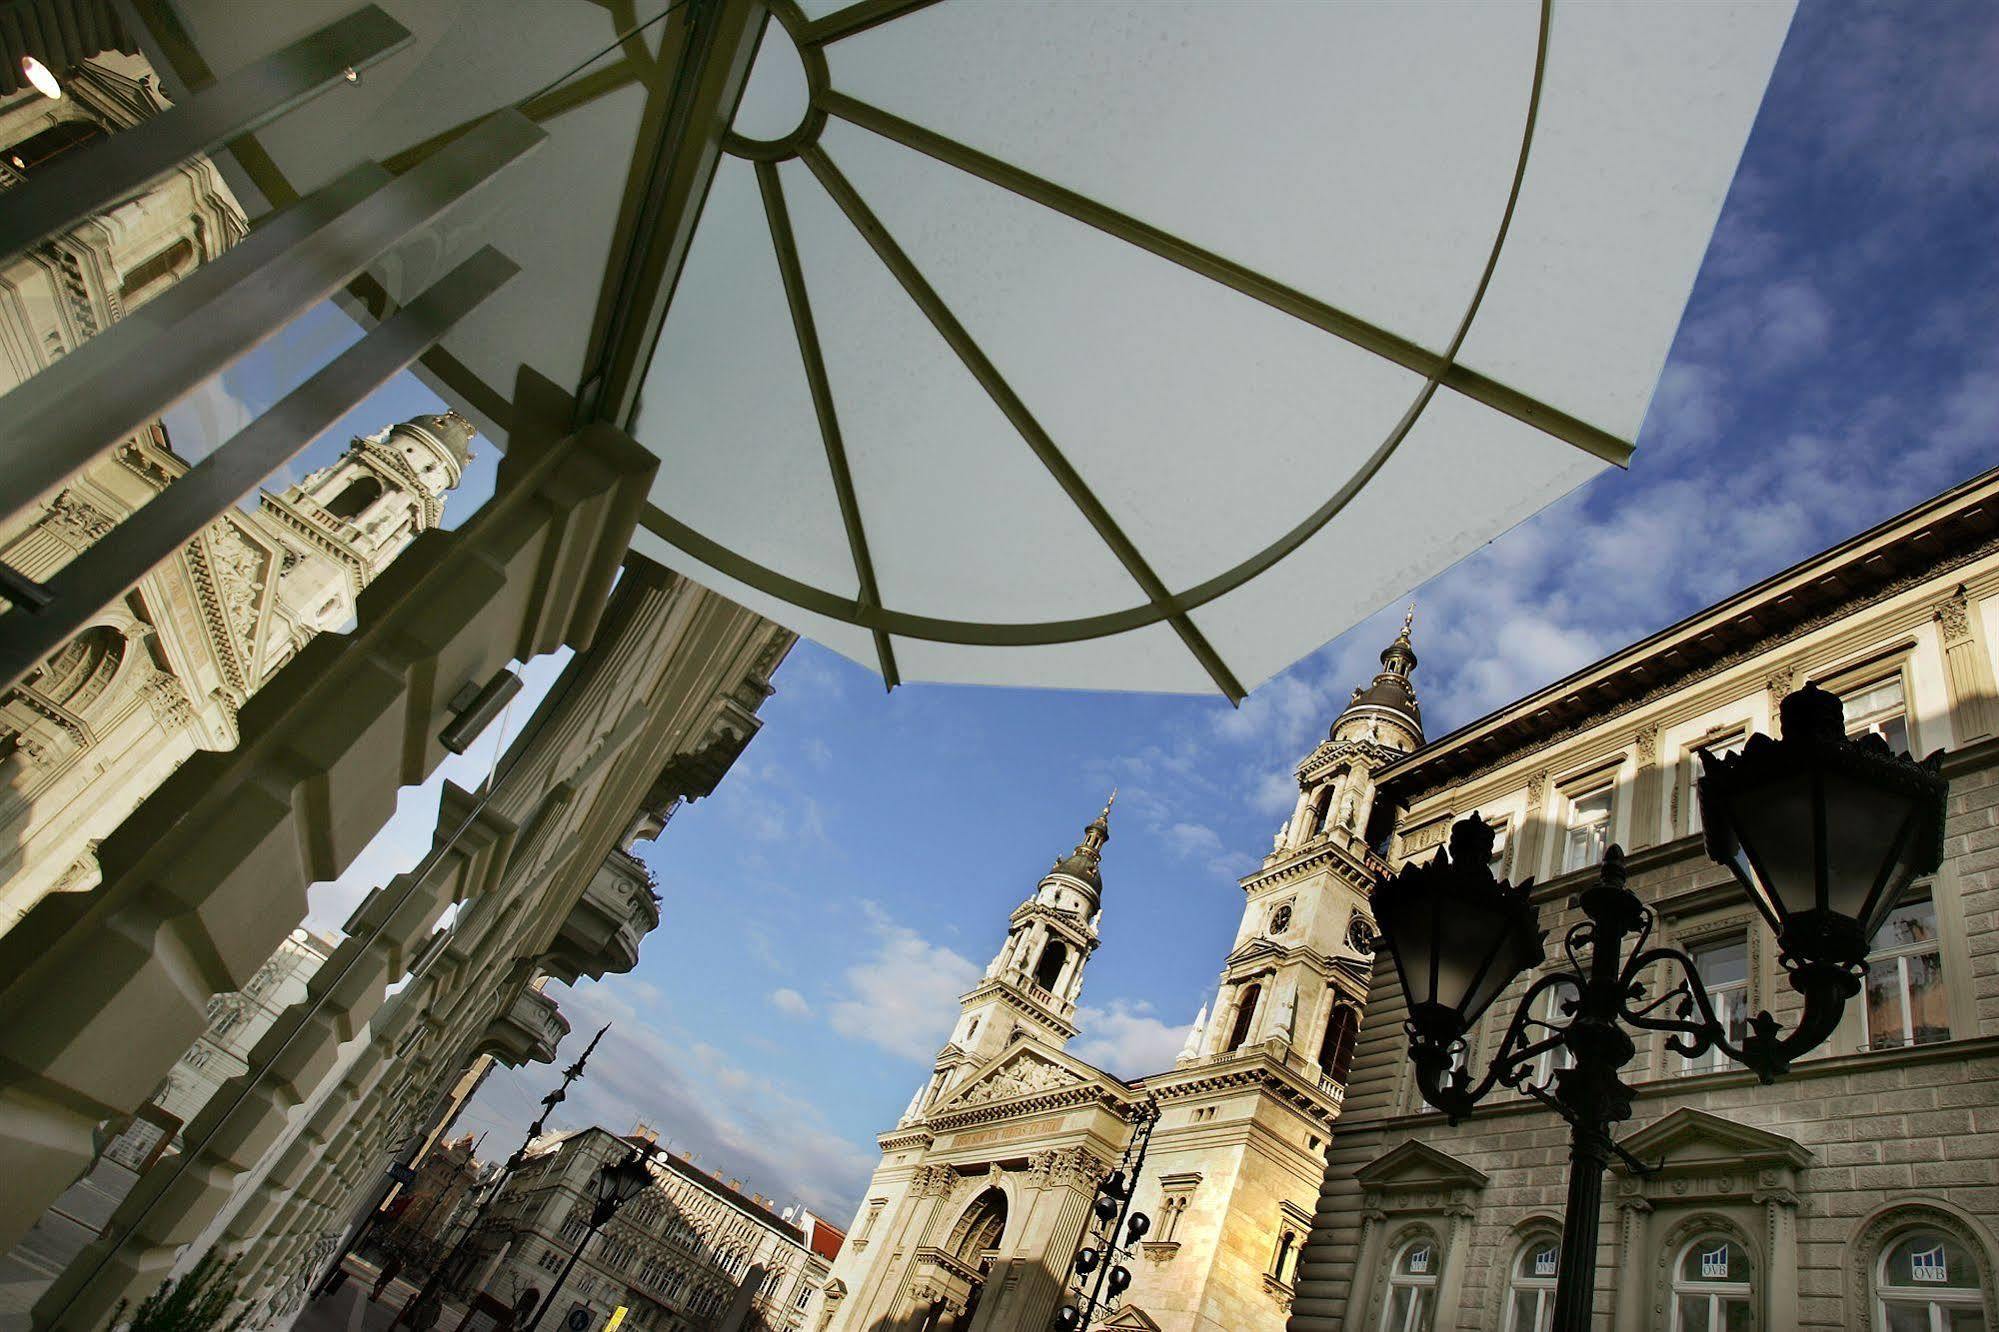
138,0,1795,699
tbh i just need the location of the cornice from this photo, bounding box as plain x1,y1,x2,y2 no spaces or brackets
1242,835,1384,896
1385,480,1999,802
1141,1050,1342,1127
954,980,1079,1039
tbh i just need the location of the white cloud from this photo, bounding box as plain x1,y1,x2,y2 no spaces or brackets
461,977,876,1217
768,987,812,1018
825,903,981,1062
1072,1000,1192,1080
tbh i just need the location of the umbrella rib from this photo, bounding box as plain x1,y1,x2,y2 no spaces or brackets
800,143,1249,702
799,0,947,48
821,80,1625,468
756,158,901,688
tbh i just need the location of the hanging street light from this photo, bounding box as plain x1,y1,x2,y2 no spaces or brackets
1372,684,1946,1332
20,56,62,100
526,1146,655,1332
1055,1098,1161,1332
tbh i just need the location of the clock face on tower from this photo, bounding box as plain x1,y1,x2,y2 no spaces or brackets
1270,904,1292,934
1346,914,1376,956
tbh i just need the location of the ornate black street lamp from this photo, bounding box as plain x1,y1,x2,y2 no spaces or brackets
525,1146,655,1331
1054,1097,1161,1332
1373,685,1945,1332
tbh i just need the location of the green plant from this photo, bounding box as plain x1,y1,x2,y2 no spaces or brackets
108,1251,249,1332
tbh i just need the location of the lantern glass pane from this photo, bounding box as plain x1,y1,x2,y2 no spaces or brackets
1725,770,1816,920
1819,768,1914,925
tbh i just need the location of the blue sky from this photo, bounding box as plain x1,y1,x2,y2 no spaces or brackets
298,1,1999,1219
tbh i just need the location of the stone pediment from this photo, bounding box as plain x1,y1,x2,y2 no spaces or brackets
1611,1108,1812,1177
1356,1140,1489,1194
1101,1306,1161,1330
930,1043,1119,1119
1223,938,1285,969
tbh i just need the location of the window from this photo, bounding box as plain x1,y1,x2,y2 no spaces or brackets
1381,1237,1438,1332
1865,895,1949,1050
1504,1237,1559,1332
1670,1236,1755,1331
1843,677,1911,756
119,239,196,300
1526,981,1578,1090
1875,1230,1985,1330
1682,939,1750,1076
1486,818,1513,880
795,1282,815,1310
1319,1005,1359,1083
5,120,104,175
1225,984,1262,1053
1562,785,1615,874
1034,940,1068,992
325,474,384,520
1271,1229,1299,1285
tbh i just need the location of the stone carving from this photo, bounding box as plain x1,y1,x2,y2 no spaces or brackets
958,1053,1072,1105
1765,665,1796,709
144,670,195,729
1937,587,1973,643
1634,726,1658,763
911,1164,958,1197
44,491,115,545
1031,1146,1109,1191
208,526,269,651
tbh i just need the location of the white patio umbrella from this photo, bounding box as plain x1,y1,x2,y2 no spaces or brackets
135,0,1796,701
624,0,1795,698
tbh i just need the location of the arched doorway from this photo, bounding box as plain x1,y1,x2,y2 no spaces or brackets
943,1187,1007,1329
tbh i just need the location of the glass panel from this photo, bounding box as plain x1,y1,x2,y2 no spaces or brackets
1686,942,1749,1073
1682,1239,1754,1285
1719,1294,1756,1331
1519,1241,1561,1280
1876,1304,1930,1332
1867,957,1911,1050
1874,898,1940,951
1946,1308,1988,1332
1399,1243,1435,1276
1675,1294,1712,1332
1886,1233,1981,1289
1843,678,1910,754
1508,1290,1544,1332
1564,788,1614,873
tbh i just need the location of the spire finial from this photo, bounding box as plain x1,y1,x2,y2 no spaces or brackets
1403,602,1416,635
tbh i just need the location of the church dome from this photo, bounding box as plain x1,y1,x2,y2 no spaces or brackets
402,411,476,467
1044,794,1113,894
1330,609,1423,747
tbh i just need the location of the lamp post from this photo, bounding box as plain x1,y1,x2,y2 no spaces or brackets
1054,1097,1160,1332
386,1024,610,1328
524,1147,654,1332
1372,685,1945,1332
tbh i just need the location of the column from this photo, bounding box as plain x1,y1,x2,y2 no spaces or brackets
1938,586,1999,743
1627,727,1663,849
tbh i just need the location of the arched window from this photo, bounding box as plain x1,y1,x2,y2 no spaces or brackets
1670,1235,1754,1331
1271,1229,1298,1284
1034,939,1068,992
1875,1229,1985,1329
946,1187,1007,1263
32,625,125,715
1319,1005,1359,1082
1225,983,1262,1053
324,474,383,520
1504,1235,1559,1332
1381,1235,1438,1332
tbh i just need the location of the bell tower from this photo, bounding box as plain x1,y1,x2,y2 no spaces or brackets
1183,614,1425,1086
900,796,1113,1121
257,412,472,648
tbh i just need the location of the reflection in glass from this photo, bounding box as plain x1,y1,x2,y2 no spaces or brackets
1866,896,1949,1050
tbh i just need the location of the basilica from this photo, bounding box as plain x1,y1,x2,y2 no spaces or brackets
814,622,1429,1332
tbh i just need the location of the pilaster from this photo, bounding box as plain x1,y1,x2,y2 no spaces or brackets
1937,585,1998,742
